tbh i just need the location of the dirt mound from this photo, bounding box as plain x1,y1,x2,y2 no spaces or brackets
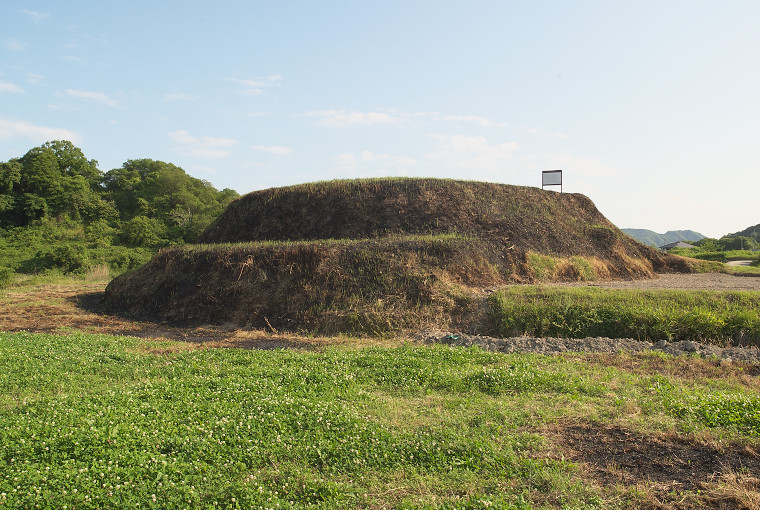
199,179,673,264
106,178,695,334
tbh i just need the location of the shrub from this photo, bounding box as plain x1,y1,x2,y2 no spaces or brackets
0,266,15,287
28,244,91,275
119,215,168,248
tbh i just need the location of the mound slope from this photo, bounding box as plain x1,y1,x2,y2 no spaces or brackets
200,179,644,256
105,178,694,334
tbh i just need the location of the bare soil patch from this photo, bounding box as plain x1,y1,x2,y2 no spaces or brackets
543,421,760,509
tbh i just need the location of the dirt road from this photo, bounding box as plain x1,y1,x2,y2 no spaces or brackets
573,272,760,291
726,259,755,267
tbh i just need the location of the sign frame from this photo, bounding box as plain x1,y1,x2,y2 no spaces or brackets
542,170,562,192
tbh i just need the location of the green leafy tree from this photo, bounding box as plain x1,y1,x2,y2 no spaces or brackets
0,162,21,216
1,141,105,226
104,159,237,243
0,142,240,274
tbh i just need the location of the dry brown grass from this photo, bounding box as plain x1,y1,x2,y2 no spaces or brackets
541,419,760,509
106,178,695,334
0,280,400,350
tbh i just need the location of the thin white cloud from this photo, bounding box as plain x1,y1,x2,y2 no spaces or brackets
308,110,411,127
203,136,238,148
0,117,81,143
230,75,282,96
443,115,492,127
66,89,120,107
163,92,199,102
308,109,508,129
252,145,293,155
168,130,239,159
425,134,520,169
47,103,79,111
0,81,24,94
22,10,50,23
26,73,44,84
5,38,27,51
63,55,87,65
528,128,569,139
168,130,197,145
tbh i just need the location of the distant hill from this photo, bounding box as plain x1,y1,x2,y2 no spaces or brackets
622,229,705,248
724,223,760,241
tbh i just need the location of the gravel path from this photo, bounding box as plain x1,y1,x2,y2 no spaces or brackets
421,332,760,364
556,271,760,291
422,272,760,364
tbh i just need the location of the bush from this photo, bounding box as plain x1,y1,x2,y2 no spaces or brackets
0,266,15,287
119,215,168,248
28,244,91,275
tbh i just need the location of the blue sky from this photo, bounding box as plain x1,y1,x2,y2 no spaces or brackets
1,1,758,238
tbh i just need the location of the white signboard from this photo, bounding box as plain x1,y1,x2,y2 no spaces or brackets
542,170,562,191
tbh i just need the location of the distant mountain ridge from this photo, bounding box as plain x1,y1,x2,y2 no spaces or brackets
622,228,705,248
725,223,760,241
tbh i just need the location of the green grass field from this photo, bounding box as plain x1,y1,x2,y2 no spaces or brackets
2,331,759,509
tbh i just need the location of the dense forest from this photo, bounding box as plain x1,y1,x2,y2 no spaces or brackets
0,140,238,279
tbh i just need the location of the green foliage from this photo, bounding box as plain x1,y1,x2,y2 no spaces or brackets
0,141,239,273
488,286,760,345
119,215,169,248
0,266,15,288
27,244,91,275
650,380,760,435
686,236,759,254
0,221,154,275
570,256,595,281
0,141,103,227
103,158,238,244
724,223,760,242
527,252,556,280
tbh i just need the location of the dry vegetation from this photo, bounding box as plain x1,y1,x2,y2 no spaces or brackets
105,178,701,334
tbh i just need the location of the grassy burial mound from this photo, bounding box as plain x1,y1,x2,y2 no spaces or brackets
105,178,693,334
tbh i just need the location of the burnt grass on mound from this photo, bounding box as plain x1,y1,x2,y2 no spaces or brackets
105,178,693,333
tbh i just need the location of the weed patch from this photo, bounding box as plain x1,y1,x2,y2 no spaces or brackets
488,286,760,345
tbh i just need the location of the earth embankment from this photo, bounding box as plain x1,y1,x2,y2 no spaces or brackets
105,178,699,334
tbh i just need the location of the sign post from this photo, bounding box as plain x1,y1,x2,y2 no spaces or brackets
542,170,562,192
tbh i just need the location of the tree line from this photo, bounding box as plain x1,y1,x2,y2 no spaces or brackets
0,140,239,277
